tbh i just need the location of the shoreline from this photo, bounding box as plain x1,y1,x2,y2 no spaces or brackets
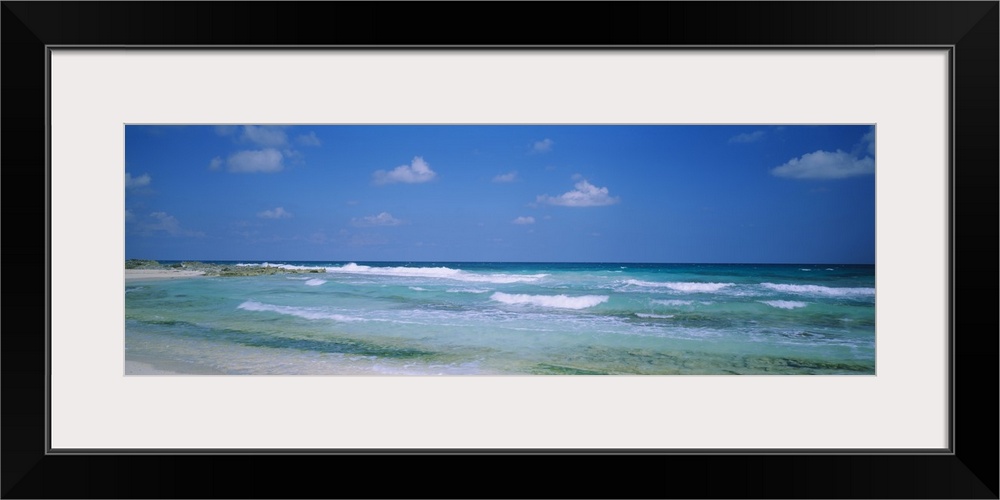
124,355,226,375
125,269,206,280
125,260,328,278
124,360,183,375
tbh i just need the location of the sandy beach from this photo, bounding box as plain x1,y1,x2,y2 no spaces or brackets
125,269,206,280
125,356,225,375
124,360,182,375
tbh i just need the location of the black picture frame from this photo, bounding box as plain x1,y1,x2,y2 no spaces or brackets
3,2,996,498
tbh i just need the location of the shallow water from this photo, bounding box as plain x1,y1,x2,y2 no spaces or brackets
125,262,876,375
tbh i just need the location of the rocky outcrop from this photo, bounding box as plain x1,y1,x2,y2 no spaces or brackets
124,259,161,269
125,260,324,277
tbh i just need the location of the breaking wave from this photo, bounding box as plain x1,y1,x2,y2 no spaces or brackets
490,292,609,310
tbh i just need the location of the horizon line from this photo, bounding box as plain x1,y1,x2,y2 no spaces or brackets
125,258,876,266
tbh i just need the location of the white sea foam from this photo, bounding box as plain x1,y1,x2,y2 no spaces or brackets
409,287,428,291
237,300,361,322
490,292,608,309
761,300,808,309
304,279,327,286
652,299,694,306
235,262,546,284
623,279,661,288
325,263,547,284
447,288,491,294
800,268,811,271
635,313,675,319
237,262,316,271
624,279,734,293
665,282,734,292
761,283,875,297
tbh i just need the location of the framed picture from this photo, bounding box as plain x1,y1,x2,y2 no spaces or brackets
119,122,880,377
5,2,996,498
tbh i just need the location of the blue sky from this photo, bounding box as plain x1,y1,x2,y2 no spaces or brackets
124,125,875,263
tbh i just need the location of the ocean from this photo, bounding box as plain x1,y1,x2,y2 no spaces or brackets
124,262,876,375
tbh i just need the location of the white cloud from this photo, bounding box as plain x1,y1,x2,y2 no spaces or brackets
860,127,875,155
257,207,292,219
373,156,437,184
226,149,284,173
774,128,877,180
125,172,151,189
296,132,321,146
729,130,765,143
138,211,202,237
512,216,535,225
492,171,518,183
282,148,303,162
771,150,875,179
148,212,182,235
532,138,554,153
213,127,310,172
352,212,403,227
124,209,134,222
537,179,620,207
241,125,287,147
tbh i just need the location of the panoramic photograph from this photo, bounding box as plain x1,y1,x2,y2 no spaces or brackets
124,124,876,375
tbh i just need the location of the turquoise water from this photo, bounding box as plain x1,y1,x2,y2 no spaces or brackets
124,262,876,375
